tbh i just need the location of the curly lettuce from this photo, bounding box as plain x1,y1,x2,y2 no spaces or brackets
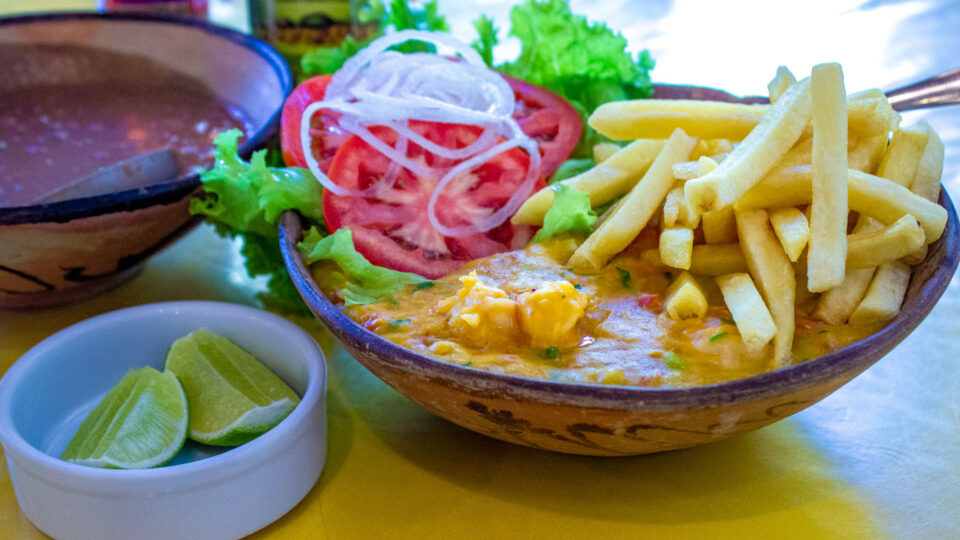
298,227,430,306
532,184,597,243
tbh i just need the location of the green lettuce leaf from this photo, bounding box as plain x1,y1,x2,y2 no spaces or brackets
547,158,595,184
300,35,365,77
470,14,499,67
190,129,325,314
532,184,597,242
298,228,430,305
190,129,324,236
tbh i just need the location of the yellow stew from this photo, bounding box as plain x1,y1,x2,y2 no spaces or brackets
316,235,882,388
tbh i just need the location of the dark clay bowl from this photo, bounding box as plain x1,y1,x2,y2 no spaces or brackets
0,13,292,309
278,84,960,456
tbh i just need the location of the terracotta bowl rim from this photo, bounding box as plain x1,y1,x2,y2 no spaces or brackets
279,181,959,412
0,11,294,226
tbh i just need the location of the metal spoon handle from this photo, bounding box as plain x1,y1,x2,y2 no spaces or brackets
886,67,960,111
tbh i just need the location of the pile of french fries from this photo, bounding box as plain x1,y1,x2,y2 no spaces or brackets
513,62,947,369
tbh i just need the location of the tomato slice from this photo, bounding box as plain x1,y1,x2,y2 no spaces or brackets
323,121,544,279
503,74,582,178
281,73,582,178
280,74,350,172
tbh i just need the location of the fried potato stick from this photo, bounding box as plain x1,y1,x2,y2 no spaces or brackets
589,89,896,141
849,260,912,323
769,207,810,262
716,273,778,355
735,209,795,368
735,169,947,243
808,63,848,292
685,78,812,214
846,214,925,268
665,271,708,320
512,139,665,226
570,129,697,271
642,243,748,275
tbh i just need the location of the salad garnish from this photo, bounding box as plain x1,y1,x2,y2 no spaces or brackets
298,29,542,238
191,0,656,312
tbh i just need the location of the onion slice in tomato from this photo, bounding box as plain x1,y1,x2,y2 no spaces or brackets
299,29,542,237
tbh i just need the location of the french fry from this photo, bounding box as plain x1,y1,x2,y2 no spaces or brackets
665,271,708,320
876,125,928,187
660,227,694,270
589,90,897,141
736,168,947,243
593,142,622,163
663,186,685,227
769,207,810,262
570,129,698,271
808,63,848,292
715,273,778,356
841,89,900,136
512,139,665,226
846,214,925,268
642,243,748,275
702,206,738,244
910,121,945,204
737,134,887,210
685,77,812,214
903,121,945,263
705,139,734,155
813,267,876,324
849,260,911,323
768,66,797,103
848,133,888,174
847,169,947,243
589,100,769,141
672,154,725,180
735,209,795,368
666,158,713,226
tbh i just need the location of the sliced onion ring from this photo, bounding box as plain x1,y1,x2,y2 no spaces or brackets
299,29,543,237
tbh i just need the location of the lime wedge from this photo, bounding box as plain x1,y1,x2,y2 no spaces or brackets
61,367,187,469
164,330,300,446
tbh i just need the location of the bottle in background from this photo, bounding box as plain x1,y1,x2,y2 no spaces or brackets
249,0,377,71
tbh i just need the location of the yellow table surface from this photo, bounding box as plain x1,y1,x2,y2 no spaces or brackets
2,1,959,538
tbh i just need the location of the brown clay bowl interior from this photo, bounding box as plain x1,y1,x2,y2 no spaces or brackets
278,84,960,456
0,13,292,309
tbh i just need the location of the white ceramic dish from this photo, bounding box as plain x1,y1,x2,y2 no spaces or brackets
0,301,327,540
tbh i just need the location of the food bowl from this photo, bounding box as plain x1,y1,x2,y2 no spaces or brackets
0,13,293,309
0,301,327,540
276,83,960,456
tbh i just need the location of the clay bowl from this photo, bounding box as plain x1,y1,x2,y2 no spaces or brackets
0,13,292,309
277,84,960,456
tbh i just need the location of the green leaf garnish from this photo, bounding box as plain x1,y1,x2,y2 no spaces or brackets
298,228,430,305
532,184,597,242
664,352,685,370
190,129,325,314
541,346,562,359
470,14,498,67
709,331,728,342
616,267,631,289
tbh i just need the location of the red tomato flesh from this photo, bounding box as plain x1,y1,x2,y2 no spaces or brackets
323,121,544,279
280,75,349,173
